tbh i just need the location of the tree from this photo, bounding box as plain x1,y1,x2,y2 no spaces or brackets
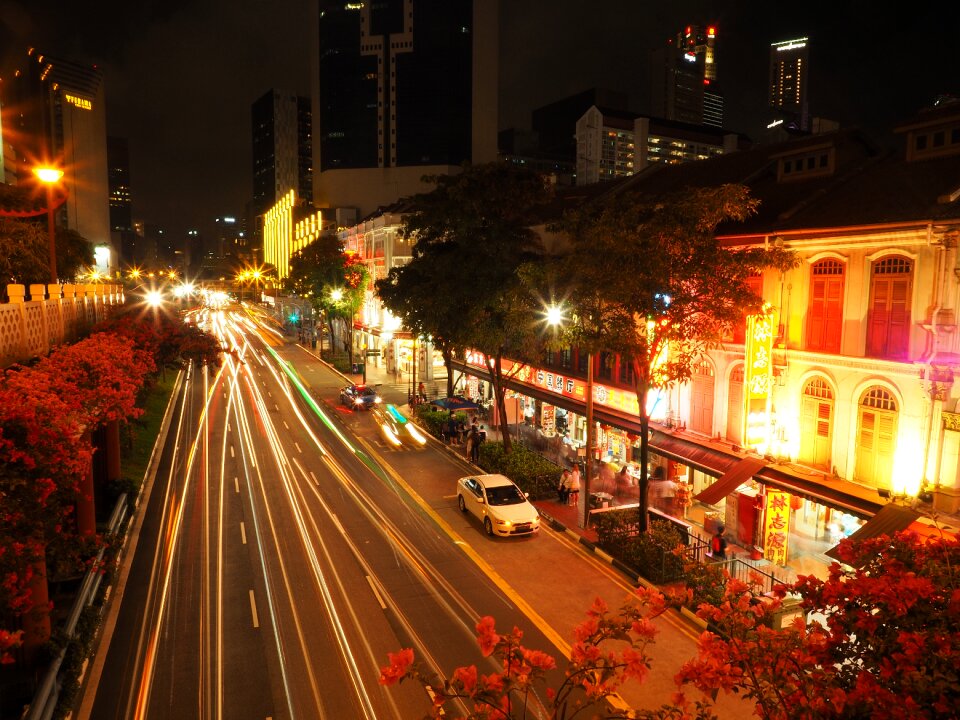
285,235,369,361
378,162,554,450
0,218,93,285
380,531,960,720
554,185,794,530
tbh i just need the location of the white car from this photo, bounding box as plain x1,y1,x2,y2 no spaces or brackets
457,474,540,537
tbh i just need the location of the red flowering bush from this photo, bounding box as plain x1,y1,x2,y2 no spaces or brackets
379,588,699,719
382,532,960,720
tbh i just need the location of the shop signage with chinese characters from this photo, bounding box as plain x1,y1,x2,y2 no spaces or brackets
541,404,556,435
743,310,774,451
463,351,642,415
762,490,791,565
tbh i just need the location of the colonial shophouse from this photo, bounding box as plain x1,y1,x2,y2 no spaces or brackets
446,102,960,579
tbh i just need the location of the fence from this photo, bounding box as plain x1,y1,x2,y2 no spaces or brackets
0,283,124,368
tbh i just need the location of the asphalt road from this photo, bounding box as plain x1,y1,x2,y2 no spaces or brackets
77,305,748,719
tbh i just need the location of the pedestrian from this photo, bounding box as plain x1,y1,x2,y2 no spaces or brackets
467,425,481,463
444,415,457,445
558,468,571,503
711,526,728,561
418,381,427,403
472,425,484,463
456,418,467,444
465,426,476,462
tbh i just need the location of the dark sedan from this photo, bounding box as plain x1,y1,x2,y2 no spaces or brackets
339,384,382,410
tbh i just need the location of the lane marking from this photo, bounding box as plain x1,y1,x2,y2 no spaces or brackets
310,471,318,485
230,445,235,458
365,575,386,610
235,477,239,493
240,522,247,545
294,442,302,453
249,590,260,628
283,421,289,429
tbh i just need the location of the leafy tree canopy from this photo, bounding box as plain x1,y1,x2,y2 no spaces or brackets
0,218,93,286
377,161,554,447
285,233,369,321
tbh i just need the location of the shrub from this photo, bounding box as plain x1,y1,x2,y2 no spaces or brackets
475,441,562,500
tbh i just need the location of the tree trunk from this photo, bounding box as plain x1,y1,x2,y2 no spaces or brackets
442,347,454,397
487,354,512,453
636,383,651,533
21,549,50,666
77,430,97,536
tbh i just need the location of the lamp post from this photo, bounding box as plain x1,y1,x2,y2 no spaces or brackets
33,166,64,284
546,304,594,528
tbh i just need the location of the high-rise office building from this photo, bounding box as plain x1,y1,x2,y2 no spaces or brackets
107,136,133,232
3,48,114,274
651,25,723,129
251,89,312,214
311,0,498,216
769,37,810,132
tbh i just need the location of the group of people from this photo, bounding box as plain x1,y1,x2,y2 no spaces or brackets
442,412,486,463
557,463,581,504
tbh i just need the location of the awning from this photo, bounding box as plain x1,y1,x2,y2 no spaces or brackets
430,396,480,411
694,456,769,505
824,503,920,562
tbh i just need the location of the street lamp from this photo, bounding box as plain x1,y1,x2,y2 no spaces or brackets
545,303,595,528
33,166,64,285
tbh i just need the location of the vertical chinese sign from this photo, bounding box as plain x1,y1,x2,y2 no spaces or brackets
762,490,791,565
743,309,774,453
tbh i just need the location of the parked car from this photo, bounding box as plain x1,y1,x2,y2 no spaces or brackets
457,474,540,537
339,384,382,410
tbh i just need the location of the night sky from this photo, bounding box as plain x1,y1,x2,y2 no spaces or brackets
2,0,958,246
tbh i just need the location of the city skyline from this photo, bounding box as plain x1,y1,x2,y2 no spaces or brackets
1,0,957,250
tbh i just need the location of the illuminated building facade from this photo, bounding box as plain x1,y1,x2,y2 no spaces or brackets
3,49,114,275
449,104,960,577
769,37,810,132
311,0,498,216
336,202,431,381
575,106,745,185
651,25,723,128
251,89,312,251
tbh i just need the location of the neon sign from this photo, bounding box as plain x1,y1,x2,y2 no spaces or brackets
65,93,92,110
743,309,775,452
762,491,791,565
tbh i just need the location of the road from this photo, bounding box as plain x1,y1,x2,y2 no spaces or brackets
79,305,746,719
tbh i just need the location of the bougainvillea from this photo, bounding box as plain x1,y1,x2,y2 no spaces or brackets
381,532,959,720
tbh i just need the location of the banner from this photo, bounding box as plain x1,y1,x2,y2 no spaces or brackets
762,491,791,566
743,310,775,451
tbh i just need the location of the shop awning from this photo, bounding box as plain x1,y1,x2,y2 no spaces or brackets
693,456,769,505
430,396,480,411
824,503,920,563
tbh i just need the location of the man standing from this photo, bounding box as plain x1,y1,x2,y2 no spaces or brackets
711,527,728,561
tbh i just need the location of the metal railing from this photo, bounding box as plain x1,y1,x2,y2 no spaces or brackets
26,495,129,720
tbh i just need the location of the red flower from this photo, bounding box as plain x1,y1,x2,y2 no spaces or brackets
378,648,414,685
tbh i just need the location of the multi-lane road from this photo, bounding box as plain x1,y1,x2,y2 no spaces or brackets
77,306,746,720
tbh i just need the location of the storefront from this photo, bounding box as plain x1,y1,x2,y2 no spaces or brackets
451,351,884,580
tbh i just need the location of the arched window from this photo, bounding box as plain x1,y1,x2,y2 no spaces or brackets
799,377,833,469
807,259,844,353
855,386,898,488
866,257,912,359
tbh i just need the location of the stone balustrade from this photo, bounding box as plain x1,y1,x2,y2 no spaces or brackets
0,283,125,367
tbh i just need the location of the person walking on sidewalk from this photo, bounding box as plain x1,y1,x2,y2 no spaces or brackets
465,426,476,462
418,381,427,403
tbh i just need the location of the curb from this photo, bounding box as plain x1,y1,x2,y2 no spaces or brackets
537,507,710,630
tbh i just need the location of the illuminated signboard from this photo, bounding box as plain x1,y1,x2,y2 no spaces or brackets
65,93,92,110
743,310,774,452
762,491,791,565
463,351,647,417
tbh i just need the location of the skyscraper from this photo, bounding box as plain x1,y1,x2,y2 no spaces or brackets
107,136,132,232
769,37,810,132
651,25,723,129
311,0,498,216
251,89,313,215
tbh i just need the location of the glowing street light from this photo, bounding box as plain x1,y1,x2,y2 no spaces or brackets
546,302,594,528
33,165,65,284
